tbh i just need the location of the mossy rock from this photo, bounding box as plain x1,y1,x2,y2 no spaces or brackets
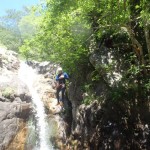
2,87,15,99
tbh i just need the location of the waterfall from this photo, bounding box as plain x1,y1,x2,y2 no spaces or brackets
18,61,53,150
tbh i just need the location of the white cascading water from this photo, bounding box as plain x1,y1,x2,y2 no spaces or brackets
18,61,53,150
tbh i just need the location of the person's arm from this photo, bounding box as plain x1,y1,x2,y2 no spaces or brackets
56,75,59,81
58,72,69,80
64,72,69,79
55,75,60,89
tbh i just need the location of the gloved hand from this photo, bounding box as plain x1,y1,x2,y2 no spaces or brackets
59,75,64,79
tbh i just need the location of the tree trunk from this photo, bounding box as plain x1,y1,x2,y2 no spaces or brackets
124,25,145,64
144,25,150,60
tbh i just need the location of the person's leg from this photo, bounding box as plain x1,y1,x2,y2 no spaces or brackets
61,87,66,103
56,88,60,104
59,87,66,109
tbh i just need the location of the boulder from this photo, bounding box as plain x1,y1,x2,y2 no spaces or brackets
0,97,32,148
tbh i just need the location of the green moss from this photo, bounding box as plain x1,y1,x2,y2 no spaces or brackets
2,87,14,98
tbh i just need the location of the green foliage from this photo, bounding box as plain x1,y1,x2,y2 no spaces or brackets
19,0,93,73
18,10,42,39
110,85,126,102
18,0,150,105
19,1,149,62
82,84,95,105
0,9,24,51
145,79,150,91
91,70,101,82
0,6,41,52
83,94,95,105
0,25,21,51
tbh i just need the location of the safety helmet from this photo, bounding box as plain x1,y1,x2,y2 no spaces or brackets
57,67,63,74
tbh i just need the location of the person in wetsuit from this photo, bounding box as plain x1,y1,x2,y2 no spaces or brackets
55,67,69,106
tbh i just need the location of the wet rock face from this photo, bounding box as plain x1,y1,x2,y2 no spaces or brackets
67,80,83,129
7,121,28,150
89,46,122,86
65,101,104,149
26,60,58,75
0,48,32,149
0,48,19,71
0,48,72,149
0,96,32,149
65,99,150,150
